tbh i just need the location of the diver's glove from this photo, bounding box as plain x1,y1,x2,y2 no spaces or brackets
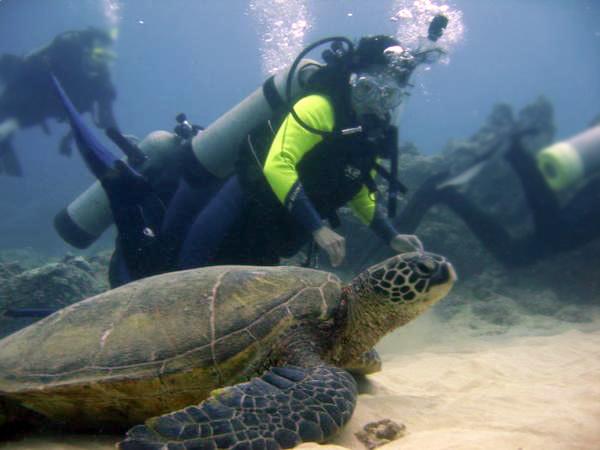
390,234,424,254
313,225,346,267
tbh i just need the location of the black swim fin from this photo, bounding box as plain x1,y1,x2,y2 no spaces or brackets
0,139,23,176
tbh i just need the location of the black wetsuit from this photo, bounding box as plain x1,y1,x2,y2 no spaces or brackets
0,27,117,171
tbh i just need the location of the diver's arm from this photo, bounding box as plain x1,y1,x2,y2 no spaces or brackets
93,74,118,129
350,186,423,253
350,186,395,242
263,94,334,233
263,95,347,266
95,96,118,129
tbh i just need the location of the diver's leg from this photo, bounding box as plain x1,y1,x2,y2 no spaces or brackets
101,163,169,280
52,75,167,280
550,178,600,251
108,245,132,288
396,143,503,233
439,188,546,267
395,171,452,233
160,175,223,265
177,176,246,269
0,118,22,176
505,138,560,232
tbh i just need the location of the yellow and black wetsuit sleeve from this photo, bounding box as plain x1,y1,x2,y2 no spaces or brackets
349,180,376,225
349,173,398,244
263,94,334,232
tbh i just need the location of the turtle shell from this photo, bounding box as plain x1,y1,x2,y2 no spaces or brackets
0,265,341,428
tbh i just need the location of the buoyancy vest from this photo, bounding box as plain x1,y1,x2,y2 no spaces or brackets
236,96,396,227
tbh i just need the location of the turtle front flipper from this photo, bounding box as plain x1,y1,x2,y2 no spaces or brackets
118,365,357,450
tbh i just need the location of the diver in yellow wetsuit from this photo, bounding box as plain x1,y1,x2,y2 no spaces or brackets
175,34,437,270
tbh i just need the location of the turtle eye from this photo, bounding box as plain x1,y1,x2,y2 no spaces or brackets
415,260,436,276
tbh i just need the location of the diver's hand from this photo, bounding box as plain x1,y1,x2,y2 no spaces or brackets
313,226,346,267
390,234,424,254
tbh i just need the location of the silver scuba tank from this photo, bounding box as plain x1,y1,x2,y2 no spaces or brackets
54,60,320,249
536,124,600,193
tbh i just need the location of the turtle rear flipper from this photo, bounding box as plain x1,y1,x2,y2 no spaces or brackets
118,365,357,450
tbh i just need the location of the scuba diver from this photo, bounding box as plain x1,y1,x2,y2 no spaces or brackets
391,123,600,267
53,15,450,287
0,27,118,176
174,35,428,272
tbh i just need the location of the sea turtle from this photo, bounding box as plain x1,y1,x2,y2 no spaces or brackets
0,252,455,449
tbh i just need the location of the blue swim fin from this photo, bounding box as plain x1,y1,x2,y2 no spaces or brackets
50,74,128,179
51,74,168,282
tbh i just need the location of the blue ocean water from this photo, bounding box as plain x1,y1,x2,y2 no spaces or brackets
1,3,600,449
0,0,598,255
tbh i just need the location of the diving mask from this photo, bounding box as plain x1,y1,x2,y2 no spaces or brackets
350,68,407,115
91,45,117,64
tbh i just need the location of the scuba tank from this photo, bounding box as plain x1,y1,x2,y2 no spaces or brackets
536,125,600,193
54,59,322,249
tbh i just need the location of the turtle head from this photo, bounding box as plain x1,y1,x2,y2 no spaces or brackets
335,252,456,364
363,251,456,307
348,251,456,329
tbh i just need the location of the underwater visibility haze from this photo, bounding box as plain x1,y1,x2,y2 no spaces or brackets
0,1,600,449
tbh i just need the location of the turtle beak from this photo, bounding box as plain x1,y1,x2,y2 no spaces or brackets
431,261,457,286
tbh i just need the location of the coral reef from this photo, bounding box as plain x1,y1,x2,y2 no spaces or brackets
0,251,110,338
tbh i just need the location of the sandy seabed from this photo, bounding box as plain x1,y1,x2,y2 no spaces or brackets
2,313,600,450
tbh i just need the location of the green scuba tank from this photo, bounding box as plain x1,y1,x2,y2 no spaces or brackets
536,125,600,193
54,60,321,249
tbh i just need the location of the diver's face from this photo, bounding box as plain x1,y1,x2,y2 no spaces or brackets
350,65,406,121
85,38,116,76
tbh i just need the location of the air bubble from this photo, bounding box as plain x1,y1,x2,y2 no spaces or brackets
249,0,312,76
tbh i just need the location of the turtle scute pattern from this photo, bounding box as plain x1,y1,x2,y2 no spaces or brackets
119,365,357,450
368,253,446,303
